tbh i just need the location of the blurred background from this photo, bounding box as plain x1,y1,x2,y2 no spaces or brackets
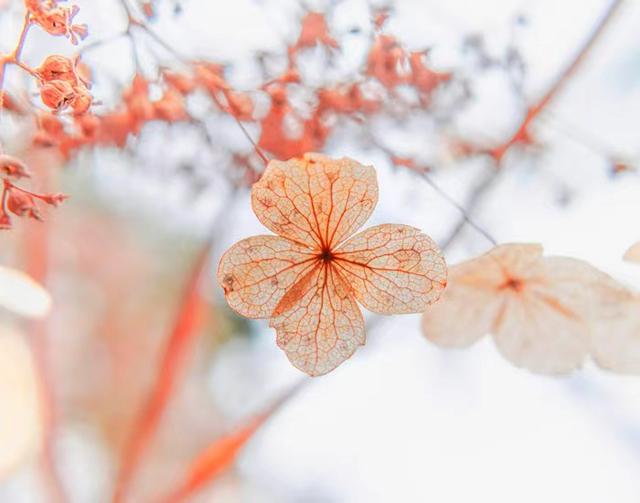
1,0,640,501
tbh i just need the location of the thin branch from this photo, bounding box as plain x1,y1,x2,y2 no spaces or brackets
440,167,502,251
419,169,497,247
372,139,497,247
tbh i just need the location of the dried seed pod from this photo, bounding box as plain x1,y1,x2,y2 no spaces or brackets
36,55,77,84
6,190,41,220
70,86,93,115
40,79,75,111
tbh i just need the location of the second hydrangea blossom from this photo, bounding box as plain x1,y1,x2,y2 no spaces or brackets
218,153,447,376
421,243,639,374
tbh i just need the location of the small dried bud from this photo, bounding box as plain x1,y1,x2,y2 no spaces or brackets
0,155,30,179
40,192,69,207
40,79,75,111
37,55,76,84
7,190,41,220
30,4,88,45
71,86,92,115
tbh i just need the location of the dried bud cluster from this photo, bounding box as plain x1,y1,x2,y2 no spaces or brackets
36,55,93,114
0,156,68,230
25,0,88,45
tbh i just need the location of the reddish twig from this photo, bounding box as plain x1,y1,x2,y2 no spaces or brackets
112,241,212,503
159,380,307,503
488,0,624,162
442,0,624,248
440,168,502,251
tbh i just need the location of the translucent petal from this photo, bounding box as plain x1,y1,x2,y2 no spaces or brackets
333,224,446,314
491,292,590,374
0,266,52,318
493,255,631,374
217,235,318,319
251,153,378,249
421,273,503,348
532,257,632,314
483,243,543,275
270,264,365,376
421,244,637,375
535,257,637,373
591,297,640,374
420,244,540,347
0,325,42,480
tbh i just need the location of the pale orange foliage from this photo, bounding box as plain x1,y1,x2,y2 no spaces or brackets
421,243,638,374
218,153,447,376
623,241,640,263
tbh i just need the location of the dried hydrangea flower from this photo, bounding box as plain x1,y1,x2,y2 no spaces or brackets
218,153,447,376
422,243,635,374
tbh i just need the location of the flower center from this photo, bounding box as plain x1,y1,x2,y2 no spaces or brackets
320,248,334,263
501,277,524,292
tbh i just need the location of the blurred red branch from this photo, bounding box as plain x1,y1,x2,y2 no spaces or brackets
24,163,67,503
113,241,212,503
159,380,306,503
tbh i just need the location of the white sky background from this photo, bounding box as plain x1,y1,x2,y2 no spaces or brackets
2,0,640,501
